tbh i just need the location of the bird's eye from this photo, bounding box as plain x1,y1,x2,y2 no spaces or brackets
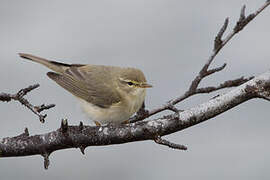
127,82,134,86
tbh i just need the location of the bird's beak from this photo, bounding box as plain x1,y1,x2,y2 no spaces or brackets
140,83,153,88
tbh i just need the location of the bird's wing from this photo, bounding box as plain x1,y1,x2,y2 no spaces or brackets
47,65,122,108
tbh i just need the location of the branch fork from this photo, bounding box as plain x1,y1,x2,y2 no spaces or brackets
0,84,55,123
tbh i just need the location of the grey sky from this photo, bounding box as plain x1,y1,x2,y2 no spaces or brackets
0,0,270,179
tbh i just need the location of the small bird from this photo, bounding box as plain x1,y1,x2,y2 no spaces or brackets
19,53,152,126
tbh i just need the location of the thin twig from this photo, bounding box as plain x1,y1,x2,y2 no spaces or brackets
0,84,55,123
205,63,227,76
214,18,229,51
196,76,254,94
42,153,50,170
154,136,187,150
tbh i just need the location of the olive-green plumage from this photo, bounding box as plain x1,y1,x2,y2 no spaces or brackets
19,53,152,125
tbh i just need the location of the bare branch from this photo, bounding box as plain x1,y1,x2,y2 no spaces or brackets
205,63,227,76
214,18,229,51
79,146,86,155
1,1,270,170
234,5,254,33
1,70,270,169
0,84,55,123
196,76,254,94
130,1,270,123
0,84,39,102
154,136,187,150
61,119,68,133
42,153,50,170
35,104,55,113
167,104,180,113
24,128,29,137
17,84,40,97
240,5,246,21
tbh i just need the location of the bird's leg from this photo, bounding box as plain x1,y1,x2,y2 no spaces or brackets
121,120,130,124
94,121,101,126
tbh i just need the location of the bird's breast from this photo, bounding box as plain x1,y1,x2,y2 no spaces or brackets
77,88,146,125
124,88,146,114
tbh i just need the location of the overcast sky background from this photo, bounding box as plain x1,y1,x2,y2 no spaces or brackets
0,0,270,179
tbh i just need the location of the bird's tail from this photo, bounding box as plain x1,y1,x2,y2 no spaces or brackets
19,53,71,73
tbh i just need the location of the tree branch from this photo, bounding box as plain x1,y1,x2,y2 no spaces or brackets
0,84,55,123
0,1,270,170
154,136,187,150
195,76,254,94
130,0,270,123
1,70,270,169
